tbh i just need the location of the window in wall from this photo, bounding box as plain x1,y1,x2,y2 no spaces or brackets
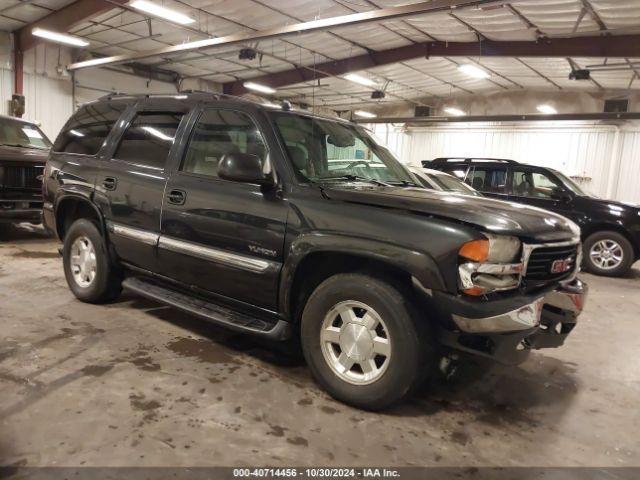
53,102,127,155
181,109,267,178
465,166,508,194
512,169,563,199
113,112,184,170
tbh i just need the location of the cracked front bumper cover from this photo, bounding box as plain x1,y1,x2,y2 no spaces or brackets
436,278,588,365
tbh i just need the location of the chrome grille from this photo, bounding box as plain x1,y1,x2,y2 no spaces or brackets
524,244,579,286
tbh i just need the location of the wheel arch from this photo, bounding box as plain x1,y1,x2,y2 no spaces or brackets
581,223,638,259
280,233,446,323
54,195,105,241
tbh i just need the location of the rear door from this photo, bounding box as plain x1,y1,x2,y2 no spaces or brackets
157,106,288,310
94,100,189,272
463,164,509,201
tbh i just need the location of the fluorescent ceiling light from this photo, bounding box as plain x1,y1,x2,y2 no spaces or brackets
32,28,89,47
458,64,490,79
354,110,377,118
243,82,276,94
69,129,85,137
130,0,195,25
343,73,378,88
537,104,558,114
444,107,466,116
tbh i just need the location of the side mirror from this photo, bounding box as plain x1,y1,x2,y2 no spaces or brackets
551,188,572,202
217,152,273,186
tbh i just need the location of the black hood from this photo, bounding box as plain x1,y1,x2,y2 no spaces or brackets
0,145,49,165
324,184,580,243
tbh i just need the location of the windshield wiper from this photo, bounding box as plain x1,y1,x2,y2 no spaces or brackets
387,180,419,187
1,143,45,150
316,174,392,187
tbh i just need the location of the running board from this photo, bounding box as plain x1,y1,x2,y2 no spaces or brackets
122,277,291,340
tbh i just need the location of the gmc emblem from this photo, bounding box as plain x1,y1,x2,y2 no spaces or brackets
551,257,573,274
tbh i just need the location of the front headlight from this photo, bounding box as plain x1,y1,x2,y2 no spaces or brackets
458,234,523,296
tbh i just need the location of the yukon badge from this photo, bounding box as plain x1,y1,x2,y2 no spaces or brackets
248,245,277,257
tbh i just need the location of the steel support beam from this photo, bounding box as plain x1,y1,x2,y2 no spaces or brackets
67,0,499,70
16,0,128,53
354,112,640,124
224,35,640,95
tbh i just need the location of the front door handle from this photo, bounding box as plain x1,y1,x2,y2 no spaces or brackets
167,189,186,205
103,177,117,191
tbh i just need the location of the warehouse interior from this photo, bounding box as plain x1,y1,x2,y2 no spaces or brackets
1,0,639,476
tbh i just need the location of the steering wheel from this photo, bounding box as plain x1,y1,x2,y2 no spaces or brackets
346,160,370,169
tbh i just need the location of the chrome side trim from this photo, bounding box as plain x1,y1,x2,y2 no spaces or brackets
158,235,271,273
107,222,159,246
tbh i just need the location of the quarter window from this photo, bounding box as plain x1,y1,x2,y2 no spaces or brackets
113,112,184,170
53,102,127,155
181,109,267,178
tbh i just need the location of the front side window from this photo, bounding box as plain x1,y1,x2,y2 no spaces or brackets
53,102,126,155
181,109,267,178
113,112,184,170
271,112,414,185
0,120,51,150
512,169,563,199
465,166,507,194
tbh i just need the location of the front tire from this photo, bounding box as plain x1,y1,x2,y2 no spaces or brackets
63,219,122,303
583,230,634,277
300,273,434,410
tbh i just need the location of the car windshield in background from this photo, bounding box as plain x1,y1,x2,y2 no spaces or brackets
271,112,415,185
551,169,594,197
429,173,482,196
0,120,51,150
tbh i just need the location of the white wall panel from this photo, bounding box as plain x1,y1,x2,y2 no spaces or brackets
23,72,73,141
615,131,640,204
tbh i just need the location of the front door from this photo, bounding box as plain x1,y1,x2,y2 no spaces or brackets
508,167,576,221
95,106,187,272
158,107,287,311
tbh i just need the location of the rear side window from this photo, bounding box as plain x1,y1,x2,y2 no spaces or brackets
466,166,507,194
113,112,184,170
53,102,126,155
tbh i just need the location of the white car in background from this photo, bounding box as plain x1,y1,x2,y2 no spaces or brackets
409,166,483,197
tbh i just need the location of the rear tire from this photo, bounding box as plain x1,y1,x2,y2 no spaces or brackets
300,273,434,410
583,230,634,277
63,219,122,303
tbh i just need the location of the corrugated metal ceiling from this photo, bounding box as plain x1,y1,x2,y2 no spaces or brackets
1,0,639,109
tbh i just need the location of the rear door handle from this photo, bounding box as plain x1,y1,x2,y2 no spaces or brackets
167,189,186,205
103,177,117,191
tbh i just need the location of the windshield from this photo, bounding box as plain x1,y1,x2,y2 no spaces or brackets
0,119,51,149
550,169,593,197
428,172,482,196
271,112,415,185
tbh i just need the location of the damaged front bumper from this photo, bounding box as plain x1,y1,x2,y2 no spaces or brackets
435,278,587,365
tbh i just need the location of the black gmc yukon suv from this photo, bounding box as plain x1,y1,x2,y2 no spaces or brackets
424,157,640,277
1,115,51,225
44,93,587,409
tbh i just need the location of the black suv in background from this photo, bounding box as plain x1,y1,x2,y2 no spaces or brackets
0,115,51,225
424,158,640,277
44,93,586,409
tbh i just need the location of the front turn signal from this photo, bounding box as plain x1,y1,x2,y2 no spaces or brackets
459,239,490,263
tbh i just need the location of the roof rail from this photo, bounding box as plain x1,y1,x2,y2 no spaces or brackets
429,157,519,165
98,92,129,100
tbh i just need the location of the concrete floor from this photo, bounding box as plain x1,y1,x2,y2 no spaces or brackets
1,223,639,468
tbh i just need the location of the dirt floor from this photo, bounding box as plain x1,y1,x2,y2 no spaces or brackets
1,223,639,468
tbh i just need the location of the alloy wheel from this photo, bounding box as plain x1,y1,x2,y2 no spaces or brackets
70,235,97,287
590,239,624,270
320,300,391,385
